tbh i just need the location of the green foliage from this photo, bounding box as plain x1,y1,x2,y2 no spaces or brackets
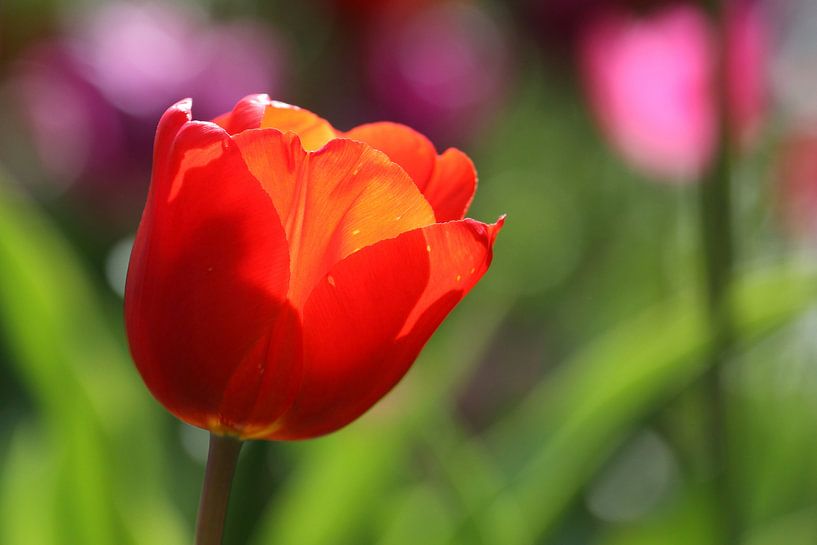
0,176,189,545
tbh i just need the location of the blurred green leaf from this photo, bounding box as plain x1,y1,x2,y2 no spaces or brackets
0,174,188,545
0,423,59,545
250,428,410,545
461,263,817,544
744,506,817,545
376,483,456,545
599,487,718,545
729,324,817,531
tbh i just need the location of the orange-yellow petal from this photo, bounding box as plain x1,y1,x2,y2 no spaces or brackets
344,122,477,221
233,129,436,307
260,102,337,151
345,122,437,191
421,148,477,222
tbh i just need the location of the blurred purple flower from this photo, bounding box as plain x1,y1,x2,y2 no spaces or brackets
11,1,287,191
74,3,287,121
364,1,510,145
578,2,766,183
11,41,127,187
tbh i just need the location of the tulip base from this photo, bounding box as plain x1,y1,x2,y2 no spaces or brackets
195,433,243,545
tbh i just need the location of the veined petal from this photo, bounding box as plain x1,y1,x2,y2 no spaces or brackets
125,112,299,433
344,122,477,221
260,102,336,151
345,122,437,191
233,129,436,307
265,218,504,440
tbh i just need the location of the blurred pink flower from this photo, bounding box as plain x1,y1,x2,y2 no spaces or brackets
579,2,766,183
364,2,510,144
726,0,767,142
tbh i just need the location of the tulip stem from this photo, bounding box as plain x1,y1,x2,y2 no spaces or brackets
697,1,740,543
195,433,243,545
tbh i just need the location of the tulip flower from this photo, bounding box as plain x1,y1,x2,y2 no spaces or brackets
125,94,502,441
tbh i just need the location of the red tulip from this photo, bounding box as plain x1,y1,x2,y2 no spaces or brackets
125,94,502,440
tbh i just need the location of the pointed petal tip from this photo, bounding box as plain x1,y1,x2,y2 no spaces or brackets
485,215,506,243
174,97,193,110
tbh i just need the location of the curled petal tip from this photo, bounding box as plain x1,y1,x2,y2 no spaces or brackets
489,215,506,241
171,97,193,115
243,93,272,104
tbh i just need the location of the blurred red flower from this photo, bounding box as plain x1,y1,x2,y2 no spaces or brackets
578,1,766,182
776,131,817,238
124,95,503,440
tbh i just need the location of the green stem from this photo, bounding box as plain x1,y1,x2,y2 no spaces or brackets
195,434,244,545
698,0,740,543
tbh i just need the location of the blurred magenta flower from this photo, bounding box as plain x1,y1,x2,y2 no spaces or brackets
725,0,767,143
364,1,510,144
11,41,127,187
10,1,287,191
578,2,766,182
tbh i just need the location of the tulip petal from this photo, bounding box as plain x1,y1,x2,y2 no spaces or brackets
345,122,476,220
151,98,193,188
233,129,436,307
422,148,477,222
265,218,504,440
259,102,337,151
345,122,437,191
125,116,299,434
211,93,272,134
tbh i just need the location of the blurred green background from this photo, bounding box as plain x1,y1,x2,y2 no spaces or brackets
2,0,817,544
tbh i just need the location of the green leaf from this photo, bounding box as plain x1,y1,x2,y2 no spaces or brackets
459,263,817,544
0,175,188,545
0,423,59,545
